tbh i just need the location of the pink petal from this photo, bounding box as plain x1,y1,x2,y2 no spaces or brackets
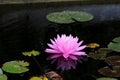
45,49,60,53
63,53,69,59
76,45,86,51
47,43,56,49
72,52,87,56
50,39,56,45
78,41,83,46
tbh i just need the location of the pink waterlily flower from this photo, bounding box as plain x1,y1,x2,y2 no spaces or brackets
45,34,87,70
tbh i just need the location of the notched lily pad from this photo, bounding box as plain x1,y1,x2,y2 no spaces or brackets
69,11,94,22
2,60,29,74
105,56,120,67
96,77,118,80
98,66,120,77
108,37,120,52
88,48,111,60
46,11,94,24
0,74,7,80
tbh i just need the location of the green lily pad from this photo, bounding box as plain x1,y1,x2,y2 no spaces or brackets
46,11,94,24
2,60,29,74
0,68,3,74
47,11,74,24
22,50,40,57
112,37,120,43
0,74,7,80
96,77,118,80
108,37,120,52
70,11,94,22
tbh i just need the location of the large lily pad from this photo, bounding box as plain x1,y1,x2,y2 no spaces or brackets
0,74,7,80
2,60,29,74
108,37,120,52
70,11,94,22
96,77,118,80
47,11,74,24
46,11,94,24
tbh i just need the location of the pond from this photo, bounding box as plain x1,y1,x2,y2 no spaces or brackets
0,2,120,80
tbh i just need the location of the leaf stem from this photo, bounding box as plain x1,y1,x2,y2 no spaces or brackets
32,56,45,73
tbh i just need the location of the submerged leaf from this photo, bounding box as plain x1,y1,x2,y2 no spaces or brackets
2,60,29,74
98,66,120,77
88,48,111,60
88,52,106,60
0,74,7,80
96,77,118,80
105,56,120,67
108,37,120,52
46,11,94,24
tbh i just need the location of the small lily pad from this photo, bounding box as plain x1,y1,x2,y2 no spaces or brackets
96,77,118,80
22,50,40,57
0,74,7,80
2,60,29,74
46,11,94,24
108,37,120,52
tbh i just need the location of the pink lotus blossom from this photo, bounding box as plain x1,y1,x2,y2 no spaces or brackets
45,34,87,70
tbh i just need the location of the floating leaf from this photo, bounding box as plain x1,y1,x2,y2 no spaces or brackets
87,43,100,48
98,66,120,77
46,11,94,24
105,56,120,67
88,48,111,60
96,77,118,80
108,37,120,52
112,37,120,43
29,76,42,80
46,11,74,24
0,74,7,80
2,60,29,74
70,11,94,22
22,50,40,57
0,68,3,74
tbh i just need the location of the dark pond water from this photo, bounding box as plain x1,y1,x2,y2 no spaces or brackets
0,3,120,80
